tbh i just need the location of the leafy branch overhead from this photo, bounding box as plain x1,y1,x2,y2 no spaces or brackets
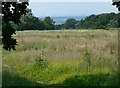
112,1,120,27
112,1,120,11
1,2,29,51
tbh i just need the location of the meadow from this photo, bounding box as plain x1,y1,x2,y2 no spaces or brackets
2,29,119,86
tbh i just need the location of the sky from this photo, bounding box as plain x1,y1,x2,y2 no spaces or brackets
30,0,113,2
28,1,118,17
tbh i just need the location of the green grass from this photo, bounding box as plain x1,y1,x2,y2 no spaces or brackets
2,29,119,86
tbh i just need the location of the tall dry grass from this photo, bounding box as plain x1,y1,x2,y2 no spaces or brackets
2,29,119,86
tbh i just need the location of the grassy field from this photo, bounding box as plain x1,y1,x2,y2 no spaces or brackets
2,29,119,86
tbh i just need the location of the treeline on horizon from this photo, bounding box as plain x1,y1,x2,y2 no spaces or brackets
3,9,119,31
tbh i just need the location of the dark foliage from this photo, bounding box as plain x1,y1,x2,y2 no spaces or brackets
16,12,118,31
16,13,55,30
62,73,119,86
76,13,118,29
58,13,118,30
44,16,55,30
64,19,78,29
2,70,40,86
112,1,120,28
112,1,120,11
1,2,29,51
17,9,45,31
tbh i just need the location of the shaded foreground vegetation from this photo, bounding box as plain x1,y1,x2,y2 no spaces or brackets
2,29,119,87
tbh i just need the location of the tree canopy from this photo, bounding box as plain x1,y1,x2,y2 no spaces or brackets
77,13,118,29
112,1,120,27
61,13,118,29
44,16,55,30
112,1,120,11
64,19,78,29
1,1,29,51
16,14,55,31
17,9,45,31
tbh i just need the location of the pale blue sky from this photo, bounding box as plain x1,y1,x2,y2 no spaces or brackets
28,2,118,17
30,0,112,2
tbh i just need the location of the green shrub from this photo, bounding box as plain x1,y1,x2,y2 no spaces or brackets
63,73,110,86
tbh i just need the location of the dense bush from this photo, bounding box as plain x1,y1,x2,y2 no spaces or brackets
63,73,110,86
